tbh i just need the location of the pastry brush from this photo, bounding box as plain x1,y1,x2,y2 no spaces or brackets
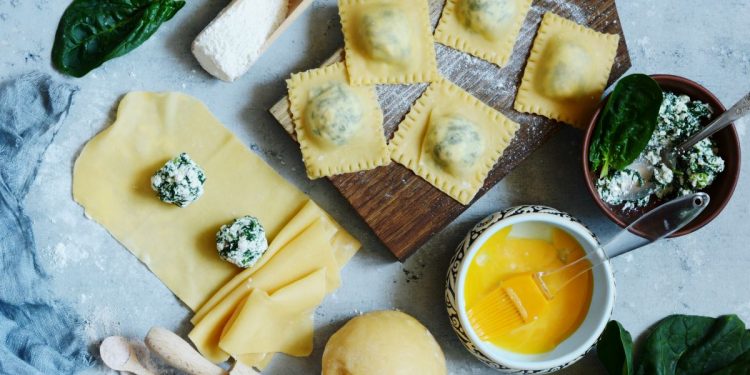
468,193,709,340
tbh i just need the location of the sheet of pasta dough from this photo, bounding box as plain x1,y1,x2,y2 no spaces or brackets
73,92,360,310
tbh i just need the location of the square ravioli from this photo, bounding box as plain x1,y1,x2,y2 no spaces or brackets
514,12,620,128
434,0,532,67
389,79,519,205
287,62,390,179
339,0,439,85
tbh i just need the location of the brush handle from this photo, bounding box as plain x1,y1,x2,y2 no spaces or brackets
538,193,709,297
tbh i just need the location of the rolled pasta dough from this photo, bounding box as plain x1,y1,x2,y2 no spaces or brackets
73,92,359,310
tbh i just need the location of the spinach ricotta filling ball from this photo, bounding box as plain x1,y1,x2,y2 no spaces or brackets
216,216,268,268
151,153,207,207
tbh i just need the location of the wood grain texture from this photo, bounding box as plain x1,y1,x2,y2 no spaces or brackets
270,0,631,261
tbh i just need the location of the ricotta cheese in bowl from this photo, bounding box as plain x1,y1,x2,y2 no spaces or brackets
595,92,725,210
583,74,741,237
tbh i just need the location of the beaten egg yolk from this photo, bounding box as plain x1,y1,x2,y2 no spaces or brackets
464,225,593,354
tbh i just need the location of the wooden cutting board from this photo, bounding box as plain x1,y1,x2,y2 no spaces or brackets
270,0,631,261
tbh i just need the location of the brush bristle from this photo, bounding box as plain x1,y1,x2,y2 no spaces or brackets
467,288,525,340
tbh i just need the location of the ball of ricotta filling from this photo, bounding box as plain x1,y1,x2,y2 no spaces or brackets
151,153,207,208
216,216,268,269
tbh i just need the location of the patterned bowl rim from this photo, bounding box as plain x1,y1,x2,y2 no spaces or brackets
453,207,616,371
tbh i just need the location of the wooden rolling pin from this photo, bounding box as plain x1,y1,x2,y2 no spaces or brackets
145,327,226,375
145,327,260,375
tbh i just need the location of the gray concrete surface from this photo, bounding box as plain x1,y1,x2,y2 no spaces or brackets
1,0,749,373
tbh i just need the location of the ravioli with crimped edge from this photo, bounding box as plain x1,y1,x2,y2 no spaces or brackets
287,62,390,179
435,0,532,67
338,0,439,85
514,12,620,128
389,78,519,205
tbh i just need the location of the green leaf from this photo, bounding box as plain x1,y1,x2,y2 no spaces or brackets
52,0,185,77
636,315,715,375
588,74,663,176
677,316,750,375
597,320,634,375
712,344,750,375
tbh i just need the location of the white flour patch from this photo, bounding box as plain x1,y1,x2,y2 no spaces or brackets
43,242,89,270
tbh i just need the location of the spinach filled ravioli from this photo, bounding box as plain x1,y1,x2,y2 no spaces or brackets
389,79,519,205
287,62,390,179
434,0,532,67
339,0,439,85
514,12,620,128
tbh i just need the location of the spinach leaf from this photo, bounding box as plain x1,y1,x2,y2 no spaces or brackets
677,316,750,374
589,74,663,177
52,0,185,77
635,315,715,375
597,320,634,375
712,347,750,375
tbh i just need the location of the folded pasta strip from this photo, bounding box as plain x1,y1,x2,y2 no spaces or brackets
73,92,360,368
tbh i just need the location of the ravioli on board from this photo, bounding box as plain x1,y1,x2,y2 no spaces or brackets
434,0,532,67
339,0,439,84
287,62,390,179
514,12,620,128
389,79,520,205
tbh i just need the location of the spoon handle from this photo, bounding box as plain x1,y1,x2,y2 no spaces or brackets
679,91,750,151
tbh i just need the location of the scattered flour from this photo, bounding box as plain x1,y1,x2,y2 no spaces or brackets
44,242,89,270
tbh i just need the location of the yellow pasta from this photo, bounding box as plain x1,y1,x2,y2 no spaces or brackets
434,0,532,67
339,0,439,84
287,62,390,179
514,12,620,128
390,78,519,205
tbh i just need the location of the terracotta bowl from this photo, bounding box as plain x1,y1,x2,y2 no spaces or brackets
582,75,741,237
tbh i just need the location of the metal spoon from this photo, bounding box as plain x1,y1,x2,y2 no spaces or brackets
622,92,749,202
100,336,155,375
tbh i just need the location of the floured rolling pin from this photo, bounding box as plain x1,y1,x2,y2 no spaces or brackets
100,336,155,375
192,0,315,82
145,327,260,375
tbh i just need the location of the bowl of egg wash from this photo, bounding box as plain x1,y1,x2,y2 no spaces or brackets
446,206,615,373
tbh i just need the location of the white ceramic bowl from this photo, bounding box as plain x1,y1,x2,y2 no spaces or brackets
445,206,616,373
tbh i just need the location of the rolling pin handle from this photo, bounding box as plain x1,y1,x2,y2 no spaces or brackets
145,327,227,375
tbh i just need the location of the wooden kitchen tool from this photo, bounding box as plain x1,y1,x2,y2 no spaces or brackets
146,327,226,375
145,327,261,375
270,0,632,260
100,336,155,375
261,0,315,57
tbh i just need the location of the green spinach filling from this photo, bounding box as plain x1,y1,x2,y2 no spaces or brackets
151,153,206,208
215,216,268,269
596,92,724,209
305,83,363,146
